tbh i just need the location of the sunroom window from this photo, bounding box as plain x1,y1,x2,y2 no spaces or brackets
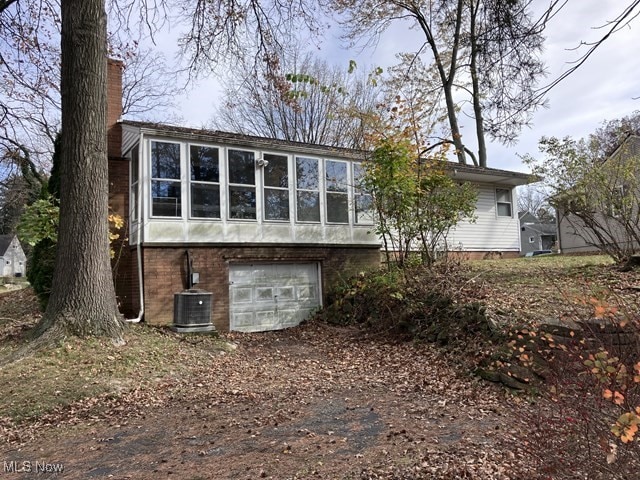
190,145,220,218
263,153,289,221
496,188,512,217
151,141,181,217
326,160,348,224
296,157,320,222
228,149,256,220
353,163,374,224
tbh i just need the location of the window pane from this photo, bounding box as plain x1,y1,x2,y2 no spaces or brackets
353,163,366,189
497,203,512,217
264,154,288,188
229,186,256,219
191,183,220,218
496,189,511,203
265,188,290,221
190,145,219,182
151,142,180,179
355,193,374,224
131,146,139,183
297,191,320,222
327,193,348,223
229,150,255,185
152,180,181,217
326,161,347,192
296,157,318,190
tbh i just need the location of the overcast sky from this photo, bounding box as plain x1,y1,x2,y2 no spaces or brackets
159,1,639,173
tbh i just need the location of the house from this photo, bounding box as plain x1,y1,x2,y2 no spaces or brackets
556,135,640,256
519,211,557,255
106,60,532,332
0,235,27,278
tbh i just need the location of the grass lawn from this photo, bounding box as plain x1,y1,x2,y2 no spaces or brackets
466,254,635,326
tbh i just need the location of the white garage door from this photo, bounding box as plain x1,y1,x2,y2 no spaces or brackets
229,263,321,332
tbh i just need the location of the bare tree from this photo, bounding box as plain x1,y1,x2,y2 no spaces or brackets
517,183,552,219
214,50,378,149
121,48,179,119
332,0,557,167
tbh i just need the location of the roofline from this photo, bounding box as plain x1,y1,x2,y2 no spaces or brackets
608,134,640,161
121,120,536,184
120,120,365,160
445,163,538,186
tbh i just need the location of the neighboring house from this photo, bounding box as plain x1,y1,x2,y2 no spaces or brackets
518,211,557,255
556,135,640,255
0,235,27,277
106,60,531,332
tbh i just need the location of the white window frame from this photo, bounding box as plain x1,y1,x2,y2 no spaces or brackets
295,156,322,223
188,143,222,220
261,152,291,223
353,162,374,225
495,188,513,218
149,140,183,219
325,159,350,224
227,148,257,221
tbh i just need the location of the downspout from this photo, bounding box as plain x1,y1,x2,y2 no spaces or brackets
126,134,145,323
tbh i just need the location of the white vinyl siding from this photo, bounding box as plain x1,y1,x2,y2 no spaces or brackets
447,184,520,251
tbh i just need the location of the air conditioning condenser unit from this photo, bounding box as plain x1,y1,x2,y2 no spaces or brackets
173,289,215,333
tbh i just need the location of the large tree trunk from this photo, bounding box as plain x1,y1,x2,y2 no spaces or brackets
34,0,124,341
468,0,487,168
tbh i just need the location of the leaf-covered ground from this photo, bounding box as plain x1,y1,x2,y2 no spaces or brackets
1,255,639,479
465,255,636,326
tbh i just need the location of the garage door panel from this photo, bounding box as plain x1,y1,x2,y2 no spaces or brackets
229,262,320,332
255,310,276,326
276,286,295,301
231,287,253,304
297,284,317,301
256,287,274,301
231,312,255,329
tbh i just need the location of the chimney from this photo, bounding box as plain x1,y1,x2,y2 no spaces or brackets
107,58,124,158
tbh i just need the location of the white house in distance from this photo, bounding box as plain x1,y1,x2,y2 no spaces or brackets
0,235,27,278
106,60,531,332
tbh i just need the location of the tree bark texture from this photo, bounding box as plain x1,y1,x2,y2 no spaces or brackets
35,0,124,340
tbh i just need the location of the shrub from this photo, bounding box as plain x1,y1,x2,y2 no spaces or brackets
25,238,56,310
524,292,640,478
320,262,500,350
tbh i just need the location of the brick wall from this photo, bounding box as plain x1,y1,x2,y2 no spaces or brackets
142,245,381,330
